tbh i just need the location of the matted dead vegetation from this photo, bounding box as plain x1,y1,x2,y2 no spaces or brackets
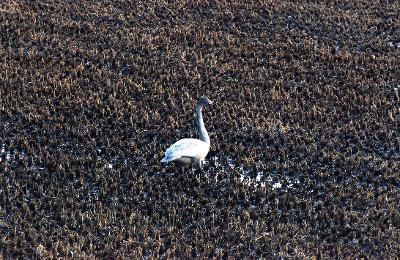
0,0,399,258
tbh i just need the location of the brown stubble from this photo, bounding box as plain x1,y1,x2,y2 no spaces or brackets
0,0,399,258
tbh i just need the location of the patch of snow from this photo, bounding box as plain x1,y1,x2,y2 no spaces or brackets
272,182,282,190
213,156,220,168
256,171,263,182
227,157,235,168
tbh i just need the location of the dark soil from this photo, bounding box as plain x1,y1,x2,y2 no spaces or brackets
0,1,399,258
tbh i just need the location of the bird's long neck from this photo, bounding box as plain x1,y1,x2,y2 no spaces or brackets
196,105,210,144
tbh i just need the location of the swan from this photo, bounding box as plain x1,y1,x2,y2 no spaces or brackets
161,96,213,168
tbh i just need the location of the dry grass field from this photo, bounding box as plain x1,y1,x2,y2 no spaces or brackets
0,0,399,258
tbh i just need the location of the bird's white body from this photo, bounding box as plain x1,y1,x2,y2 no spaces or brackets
161,138,210,167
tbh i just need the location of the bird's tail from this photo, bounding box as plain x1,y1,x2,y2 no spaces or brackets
160,157,169,163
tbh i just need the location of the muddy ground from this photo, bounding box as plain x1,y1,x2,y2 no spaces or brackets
0,0,399,258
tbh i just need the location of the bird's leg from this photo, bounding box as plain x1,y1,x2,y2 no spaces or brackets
197,159,204,181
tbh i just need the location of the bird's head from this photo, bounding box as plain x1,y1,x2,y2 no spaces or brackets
197,96,213,107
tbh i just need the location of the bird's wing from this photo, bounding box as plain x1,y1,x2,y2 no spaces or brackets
164,138,209,161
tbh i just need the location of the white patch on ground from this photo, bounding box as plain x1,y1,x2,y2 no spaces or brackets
213,156,220,168
272,182,282,190
209,156,302,191
230,158,301,191
227,157,235,168
256,171,263,182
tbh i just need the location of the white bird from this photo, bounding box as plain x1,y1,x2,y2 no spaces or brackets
161,96,213,168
